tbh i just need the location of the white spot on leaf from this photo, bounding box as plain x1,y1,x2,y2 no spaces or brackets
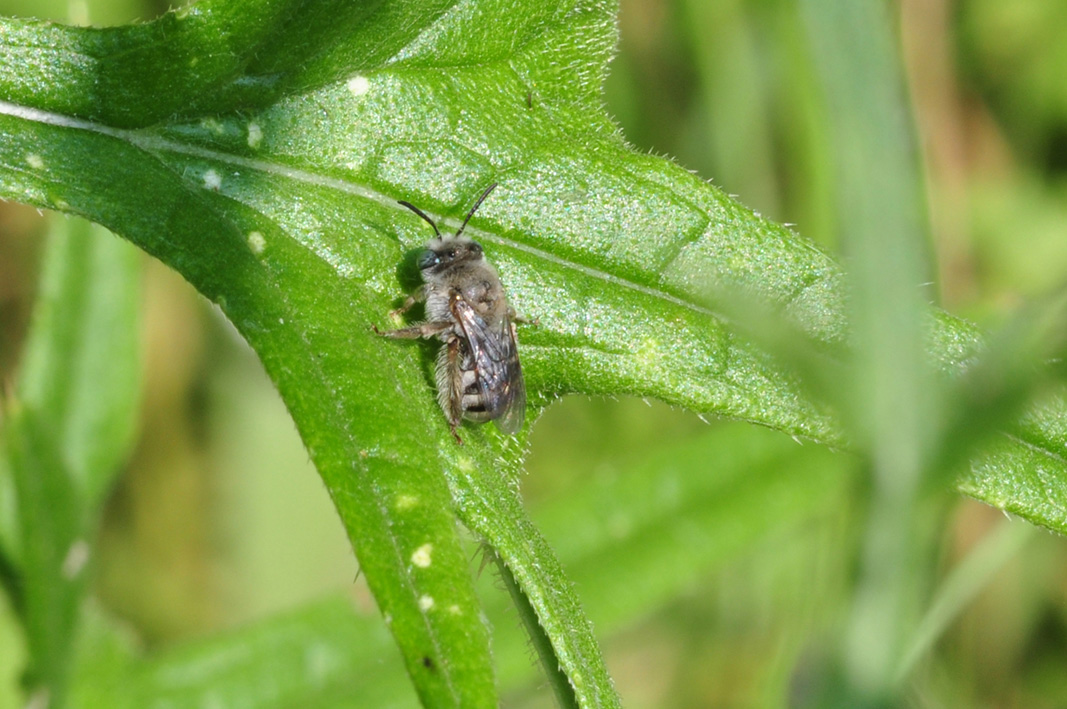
347,75,371,96
247,121,263,149
201,117,224,134
26,153,44,169
62,539,90,579
203,169,222,191
247,231,266,254
411,543,433,568
418,595,435,611
395,494,419,511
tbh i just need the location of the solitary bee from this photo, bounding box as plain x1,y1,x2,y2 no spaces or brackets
375,183,525,443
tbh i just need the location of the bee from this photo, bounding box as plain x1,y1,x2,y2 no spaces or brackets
375,183,526,443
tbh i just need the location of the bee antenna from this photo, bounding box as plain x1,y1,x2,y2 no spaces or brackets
398,200,441,237
455,183,498,239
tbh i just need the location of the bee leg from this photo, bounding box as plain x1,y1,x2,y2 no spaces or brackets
446,337,465,444
508,307,539,327
373,320,451,339
388,286,426,318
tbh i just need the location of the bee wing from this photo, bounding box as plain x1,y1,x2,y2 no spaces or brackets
493,318,526,435
451,295,525,434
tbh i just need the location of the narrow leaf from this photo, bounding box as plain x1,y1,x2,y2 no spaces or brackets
70,598,417,709
69,423,847,707
3,215,141,706
5,407,84,706
17,218,142,508
798,0,937,696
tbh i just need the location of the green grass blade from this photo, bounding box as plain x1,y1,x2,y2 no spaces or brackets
4,408,84,707
67,423,846,707
2,215,142,706
797,0,938,698
70,598,417,709
897,519,1034,680
16,219,142,508
483,422,852,704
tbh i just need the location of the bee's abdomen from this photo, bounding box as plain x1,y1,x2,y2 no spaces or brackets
460,364,490,416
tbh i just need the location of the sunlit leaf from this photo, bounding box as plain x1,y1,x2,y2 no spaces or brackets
1,0,1067,705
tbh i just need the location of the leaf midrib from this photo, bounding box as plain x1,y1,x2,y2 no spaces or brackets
0,97,725,325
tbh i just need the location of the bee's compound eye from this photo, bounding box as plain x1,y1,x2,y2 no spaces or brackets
416,249,438,270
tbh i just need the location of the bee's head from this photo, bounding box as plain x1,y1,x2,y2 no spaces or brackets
397,183,497,273
417,236,484,273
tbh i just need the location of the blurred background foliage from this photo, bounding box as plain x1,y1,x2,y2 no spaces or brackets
1,0,1067,707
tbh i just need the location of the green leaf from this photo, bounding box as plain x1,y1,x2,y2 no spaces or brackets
16,218,142,509
69,598,418,709
0,580,25,709
66,422,847,707
1,215,141,706
1,0,1067,705
493,422,850,690
798,0,937,697
898,518,1035,679
5,407,84,706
